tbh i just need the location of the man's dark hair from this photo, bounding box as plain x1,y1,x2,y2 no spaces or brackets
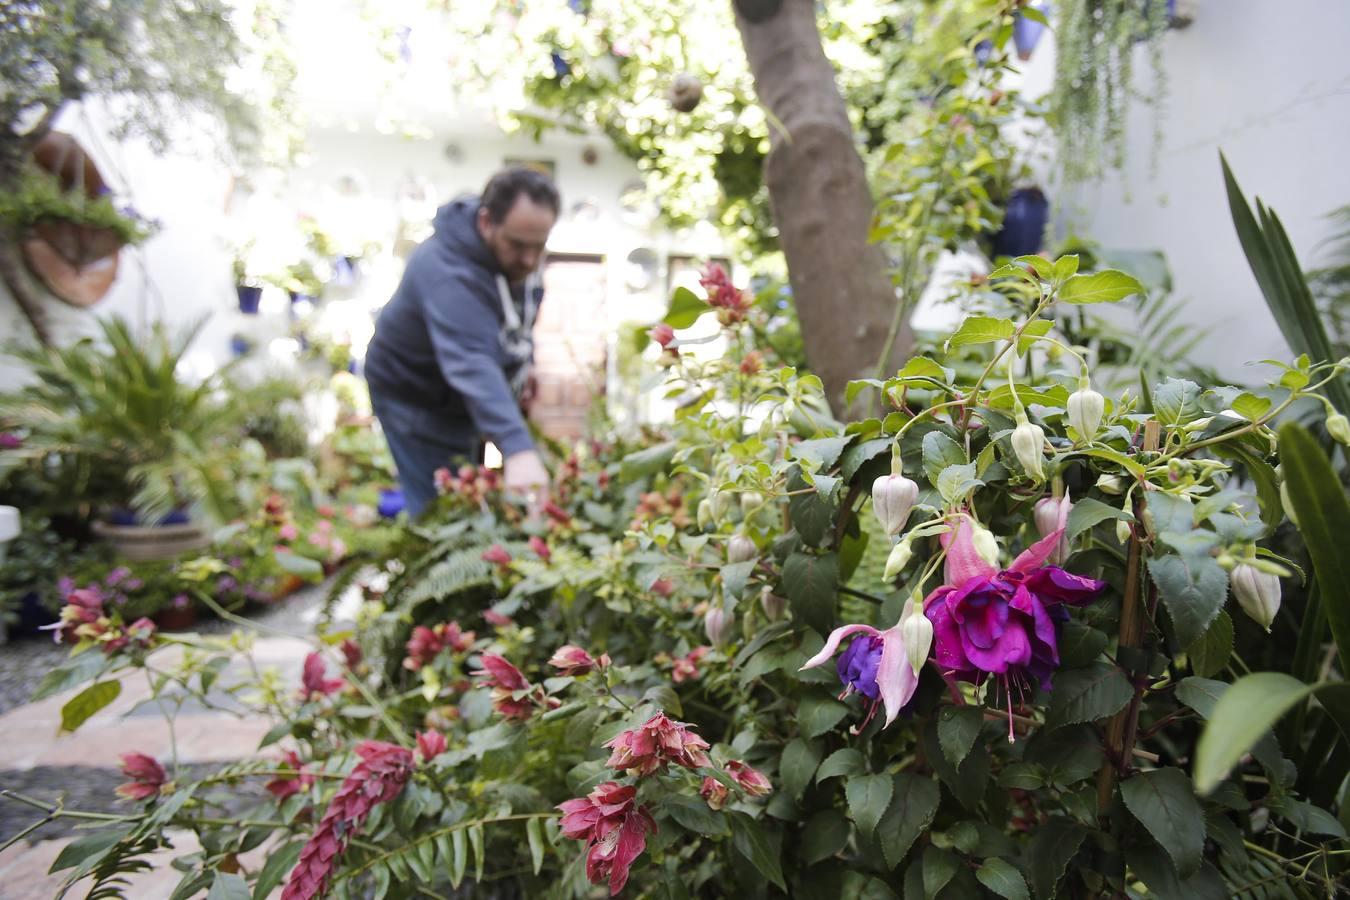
480,166,560,224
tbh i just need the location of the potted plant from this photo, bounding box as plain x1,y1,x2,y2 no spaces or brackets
0,164,157,269
1012,2,1051,60
230,240,266,314
0,317,245,560
989,185,1050,258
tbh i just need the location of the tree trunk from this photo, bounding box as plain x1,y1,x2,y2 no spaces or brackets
731,0,912,414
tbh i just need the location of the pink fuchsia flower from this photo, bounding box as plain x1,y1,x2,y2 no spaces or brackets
299,652,345,700
604,713,711,776
725,760,772,797
924,514,1106,736
549,645,608,676
0,431,22,449
278,522,299,542
700,776,730,810
739,350,764,376
416,730,447,763
483,609,513,628
1033,494,1072,566
671,646,709,684
650,577,674,598
557,782,657,896
528,535,552,562
265,750,314,800
482,544,512,567
116,753,168,801
281,741,414,900
648,323,676,348
543,500,572,525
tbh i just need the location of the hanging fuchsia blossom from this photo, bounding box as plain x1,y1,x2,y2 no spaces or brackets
557,782,657,895
299,652,345,700
281,741,414,900
115,752,168,801
604,713,710,776
924,514,1105,736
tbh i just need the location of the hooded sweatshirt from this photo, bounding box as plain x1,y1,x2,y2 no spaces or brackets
364,197,542,458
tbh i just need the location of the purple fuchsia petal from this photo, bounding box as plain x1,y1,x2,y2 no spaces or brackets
1023,566,1107,606
837,634,884,699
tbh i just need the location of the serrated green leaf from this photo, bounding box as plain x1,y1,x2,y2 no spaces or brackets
1058,269,1144,304
780,738,823,801
783,551,837,635
922,431,967,484
32,650,108,701
1064,498,1133,544
666,796,729,836
937,705,984,768
1148,552,1228,648
976,858,1030,900
1027,817,1085,899
847,774,894,841
1185,610,1232,678
801,808,850,865
948,315,1015,348
1120,768,1205,878
1230,392,1271,421
730,812,785,890
1047,662,1132,727
877,774,940,870
816,748,866,782
60,680,121,733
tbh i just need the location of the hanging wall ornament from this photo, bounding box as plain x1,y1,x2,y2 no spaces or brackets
667,73,704,113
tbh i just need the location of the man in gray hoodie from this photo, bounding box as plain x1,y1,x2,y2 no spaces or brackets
364,167,558,518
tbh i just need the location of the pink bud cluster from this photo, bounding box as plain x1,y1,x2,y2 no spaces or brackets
433,463,501,503
299,652,345,700
49,585,157,655
603,713,711,776
473,654,559,721
699,263,753,325
116,752,168,801
403,621,475,672
699,760,774,810
548,644,610,677
281,741,415,900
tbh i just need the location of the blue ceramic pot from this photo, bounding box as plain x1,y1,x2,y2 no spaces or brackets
237,285,263,314
377,489,405,519
1013,3,1051,61
991,187,1050,259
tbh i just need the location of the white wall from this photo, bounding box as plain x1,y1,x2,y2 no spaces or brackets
1016,0,1350,379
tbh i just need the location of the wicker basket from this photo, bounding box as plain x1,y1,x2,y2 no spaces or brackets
92,520,212,562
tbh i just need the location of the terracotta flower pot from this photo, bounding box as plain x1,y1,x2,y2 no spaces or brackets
153,605,199,631
30,219,125,269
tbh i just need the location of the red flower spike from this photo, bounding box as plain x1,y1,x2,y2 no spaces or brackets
603,713,711,776
299,652,345,700
528,535,552,562
556,782,656,896
481,544,512,566
416,730,447,764
115,752,167,801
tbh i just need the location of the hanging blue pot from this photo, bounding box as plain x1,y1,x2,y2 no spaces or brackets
229,335,252,358
1013,3,1051,61
974,39,994,66
377,488,405,519
991,187,1050,259
237,285,262,314
289,291,315,305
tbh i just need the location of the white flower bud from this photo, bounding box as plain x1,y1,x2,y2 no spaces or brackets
1230,563,1281,632
713,491,734,520
1033,496,1070,565
1096,474,1125,495
704,605,735,647
759,586,786,621
872,473,919,536
740,491,765,516
1067,379,1105,441
697,499,714,531
1328,413,1350,446
972,522,1000,567
727,534,757,564
884,538,913,581
1011,419,1046,481
900,602,933,677
1116,518,1133,544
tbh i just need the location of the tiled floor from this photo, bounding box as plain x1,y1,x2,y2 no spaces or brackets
0,633,315,898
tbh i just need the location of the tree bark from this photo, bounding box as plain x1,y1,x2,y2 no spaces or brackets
731,0,912,414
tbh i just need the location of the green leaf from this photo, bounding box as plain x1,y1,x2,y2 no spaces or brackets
1058,269,1144,304
730,812,785,890
1057,623,1108,668
976,858,1030,900
1024,726,1104,787
1120,768,1205,878
846,774,894,841
876,774,940,870
936,463,983,505
1148,552,1229,648
948,315,1015,348
663,286,709,329
253,841,302,900
721,559,757,600
619,441,676,482
922,845,960,898
1018,5,1051,26
1026,817,1085,899
1185,610,1232,679
1280,423,1350,666
898,356,951,384
449,828,467,888
1047,662,1132,728
48,828,128,874
60,680,121,733
371,865,390,900
1272,798,1347,837
792,436,852,469
1194,673,1350,793
1017,319,1054,355
1151,378,1204,427
816,748,866,782
937,705,984,768
787,467,837,547
922,431,967,484
274,549,324,581
801,808,851,865
1230,392,1272,421
469,822,485,882
799,694,850,738
1052,254,1080,281
1125,842,1227,900
783,551,838,635
206,873,251,900
666,796,729,837
32,650,108,701
1064,498,1133,544
780,738,823,801
840,437,891,482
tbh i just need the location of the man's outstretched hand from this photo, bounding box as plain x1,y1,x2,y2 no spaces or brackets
502,449,550,516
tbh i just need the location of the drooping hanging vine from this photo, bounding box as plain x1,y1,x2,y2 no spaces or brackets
1050,0,1170,185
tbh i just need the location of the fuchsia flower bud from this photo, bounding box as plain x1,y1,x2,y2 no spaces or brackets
481,544,512,567
759,586,786,621
872,473,919,536
1230,563,1281,632
116,753,168,801
704,605,735,648
416,730,447,763
528,535,552,562
1011,414,1046,481
1033,494,1073,566
726,533,757,564
725,760,773,797
1067,376,1105,440
648,323,676,348
549,644,608,676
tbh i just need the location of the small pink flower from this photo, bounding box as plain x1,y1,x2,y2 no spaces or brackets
739,351,764,376
474,653,539,721
650,578,674,598
604,713,711,776
116,753,167,801
278,522,299,542
557,782,656,896
482,544,512,566
434,467,454,494
340,639,363,670
317,504,335,518
648,323,676,348
543,500,572,525
299,652,345,700
416,730,447,763
483,609,513,628
549,645,608,676
528,535,552,562
725,760,772,797
671,646,708,684
125,617,157,651
700,776,730,810
265,750,314,800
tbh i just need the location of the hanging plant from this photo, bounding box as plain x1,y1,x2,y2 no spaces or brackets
1050,0,1169,185
0,165,157,266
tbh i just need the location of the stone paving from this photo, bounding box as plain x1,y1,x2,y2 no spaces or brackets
0,586,332,899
